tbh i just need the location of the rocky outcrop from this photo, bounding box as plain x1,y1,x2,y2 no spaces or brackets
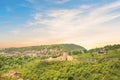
1,70,29,80
45,52,74,61
1,48,64,57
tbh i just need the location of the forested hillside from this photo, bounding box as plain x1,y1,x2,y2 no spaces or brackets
0,44,86,52
0,44,86,57
0,44,120,80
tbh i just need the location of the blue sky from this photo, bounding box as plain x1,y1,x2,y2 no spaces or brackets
0,0,120,49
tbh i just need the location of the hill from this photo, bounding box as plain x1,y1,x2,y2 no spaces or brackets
0,44,120,80
88,44,120,54
0,44,86,57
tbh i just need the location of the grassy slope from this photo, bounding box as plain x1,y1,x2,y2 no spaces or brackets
0,50,120,80
1,44,86,53
0,44,120,80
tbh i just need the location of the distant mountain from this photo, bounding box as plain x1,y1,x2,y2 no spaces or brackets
89,44,120,52
55,44,86,52
0,44,86,57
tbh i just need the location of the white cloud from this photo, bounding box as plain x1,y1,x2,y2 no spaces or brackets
26,0,35,3
46,0,70,4
6,7,12,12
11,0,120,49
10,30,20,35
26,0,70,4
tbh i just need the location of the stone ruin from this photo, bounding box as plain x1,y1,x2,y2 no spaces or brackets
45,52,74,61
1,70,29,80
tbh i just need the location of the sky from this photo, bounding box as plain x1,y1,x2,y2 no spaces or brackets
0,0,120,49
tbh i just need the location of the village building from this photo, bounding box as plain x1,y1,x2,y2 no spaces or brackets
97,48,107,54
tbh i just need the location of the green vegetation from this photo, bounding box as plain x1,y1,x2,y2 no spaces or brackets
0,55,35,72
0,44,120,80
0,44,86,53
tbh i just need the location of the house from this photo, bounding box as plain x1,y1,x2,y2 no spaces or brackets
97,49,106,54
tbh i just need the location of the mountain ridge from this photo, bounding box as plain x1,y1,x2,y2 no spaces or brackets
0,44,86,57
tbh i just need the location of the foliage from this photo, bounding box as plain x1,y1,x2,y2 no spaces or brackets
0,44,120,80
0,44,86,53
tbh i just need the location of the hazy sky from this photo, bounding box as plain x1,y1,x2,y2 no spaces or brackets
0,0,120,49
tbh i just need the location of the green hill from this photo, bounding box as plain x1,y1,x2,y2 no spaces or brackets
0,44,86,56
0,44,120,80
3,44,86,51
47,44,86,52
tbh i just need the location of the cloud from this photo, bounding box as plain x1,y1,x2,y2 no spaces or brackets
26,0,70,4
45,0,70,4
26,0,36,3
6,7,12,12
10,30,20,35
10,0,120,49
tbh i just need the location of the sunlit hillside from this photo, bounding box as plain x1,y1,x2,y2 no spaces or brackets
0,44,120,80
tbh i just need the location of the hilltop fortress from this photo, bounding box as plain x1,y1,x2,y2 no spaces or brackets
45,52,74,61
